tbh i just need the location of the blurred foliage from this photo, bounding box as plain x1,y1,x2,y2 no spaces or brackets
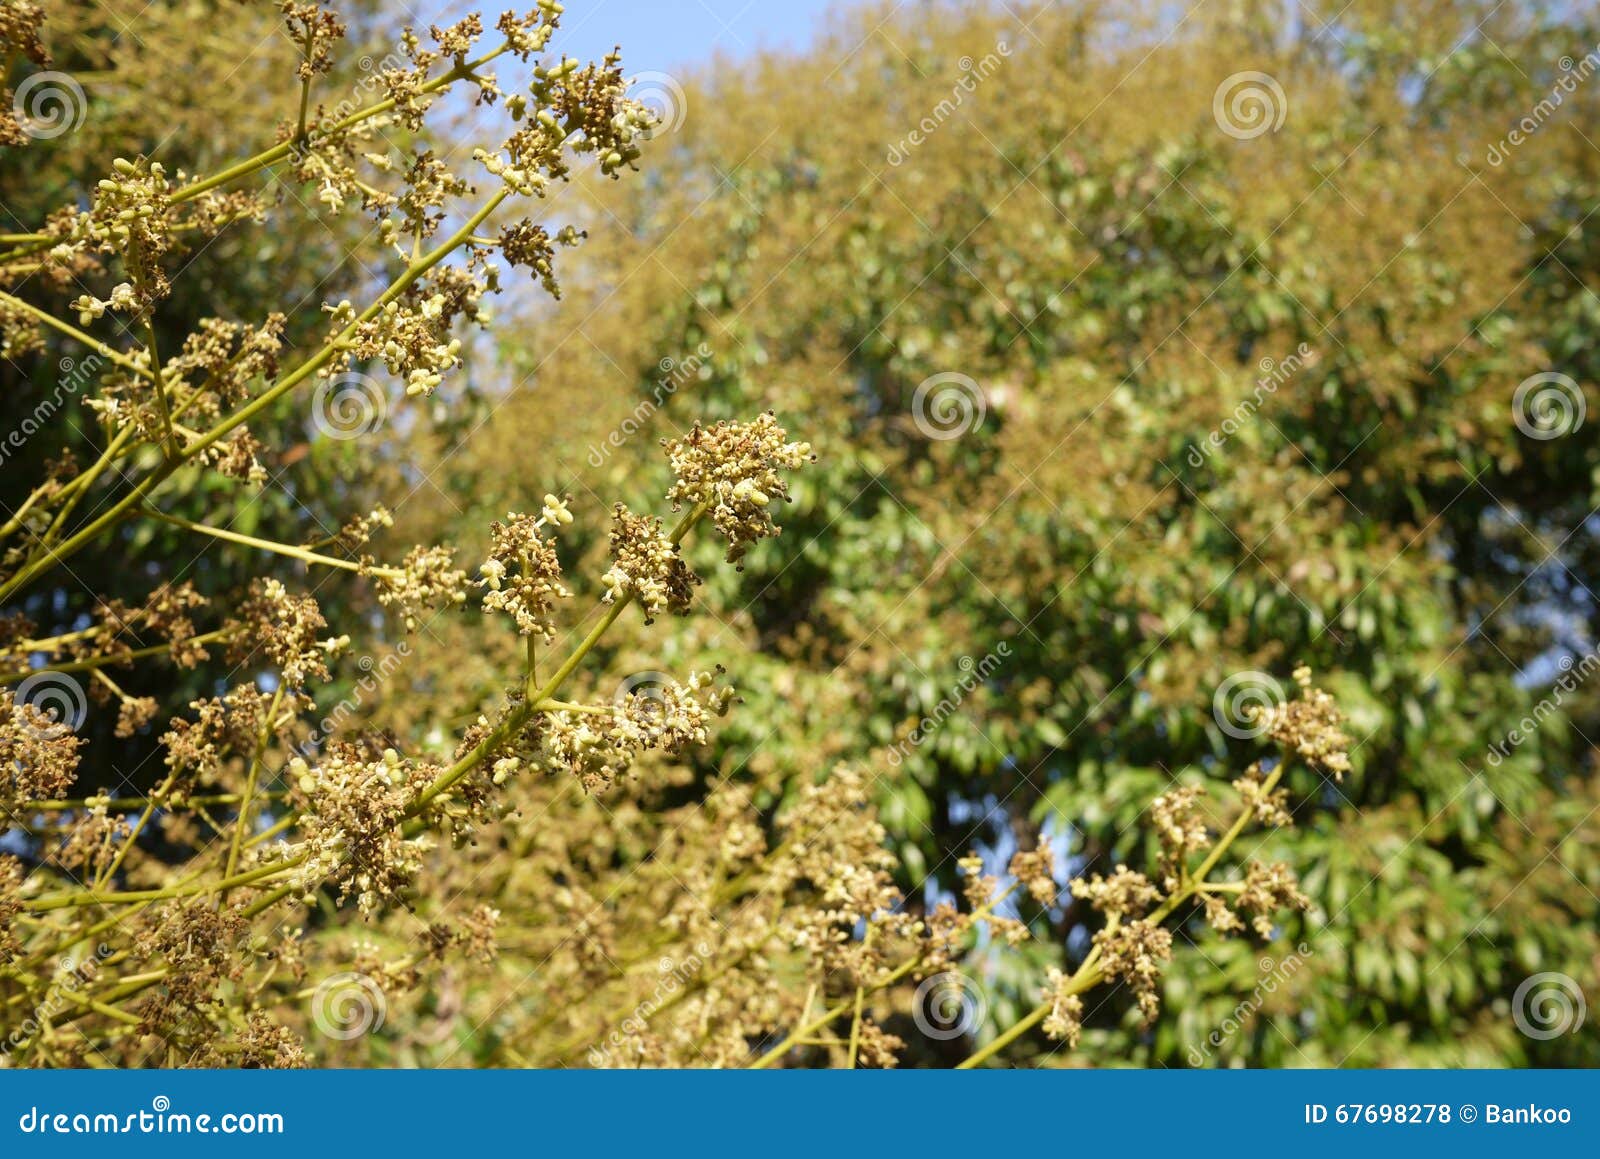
383,0,1600,1066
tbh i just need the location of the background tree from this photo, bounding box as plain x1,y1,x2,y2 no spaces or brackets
402,0,1600,1066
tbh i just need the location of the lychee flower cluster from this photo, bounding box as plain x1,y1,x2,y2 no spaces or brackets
1249,664,1353,777
71,158,175,315
498,3,559,58
956,853,1030,946
161,683,304,797
1093,919,1173,1025
1233,762,1292,826
169,314,288,413
1034,671,1349,1046
478,510,572,640
601,503,699,622
663,412,815,565
1041,968,1085,1047
546,49,658,178
518,671,732,794
131,899,246,1032
1070,866,1160,917
375,545,469,630
289,747,438,917
231,579,345,687
0,2,47,148
777,766,918,974
333,505,395,551
1008,845,1058,906
498,221,583,299
0,854,24,964
341,296,465,397
27,581,209,672
1149,785,1211,865
1236,860,1311,937
281,2,346,83
72,280,140,325
2,689,84,811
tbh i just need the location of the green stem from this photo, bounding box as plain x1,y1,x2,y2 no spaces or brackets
846,926,873,1069
956,1001,1054,1069
25,854,305,911
89,774,174,892
17,791,284,813
173,48,505,204
142,313,180,460
0,289,156,381
187,187,510,461
225,686,284,894
0,628,235,683
142,509,400,577
749,883,1024,1070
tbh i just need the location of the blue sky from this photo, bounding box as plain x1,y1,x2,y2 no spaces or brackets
428,0,843,73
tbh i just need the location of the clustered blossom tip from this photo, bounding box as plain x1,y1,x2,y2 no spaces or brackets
663,412,814,566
